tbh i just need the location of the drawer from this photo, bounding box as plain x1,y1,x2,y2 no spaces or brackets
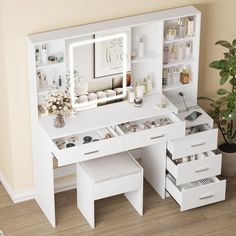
51,126,123,166
167,124,218,160
166,174,226,211
118,113,185,151
166,151,222,185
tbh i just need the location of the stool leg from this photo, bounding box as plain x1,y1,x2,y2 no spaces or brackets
77,164,95,228
124,174,143,216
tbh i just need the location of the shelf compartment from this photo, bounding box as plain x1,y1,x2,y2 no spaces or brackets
166,151,222,185
166,174,226,211
167,124,218,160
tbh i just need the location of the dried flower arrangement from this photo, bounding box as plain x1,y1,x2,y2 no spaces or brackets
46,92,73,116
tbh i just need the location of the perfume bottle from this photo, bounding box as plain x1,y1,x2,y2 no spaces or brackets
185,42,192,58
173,66,179,81
177,17,186,38
180,67,190,84
128,87,135,103
165,26,177,40
41,44,48,64
142,78,148,95
162,68,168,86
187,16,195,36
163,45,169,64
169,44,177,62
146,75,153,92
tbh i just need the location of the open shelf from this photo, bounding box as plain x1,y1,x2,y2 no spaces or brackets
164,35,196,44
163,57,194,68
163,81,192,92
36,62,65,70
131,51,158,64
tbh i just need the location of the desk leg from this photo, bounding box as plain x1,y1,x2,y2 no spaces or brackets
141,142,166,199
32,127,56,227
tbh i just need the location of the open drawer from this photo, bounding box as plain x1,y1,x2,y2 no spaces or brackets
117,113,185,151
167,124,218,160
166,174,226,211
166,151,222,185
51,126,123,166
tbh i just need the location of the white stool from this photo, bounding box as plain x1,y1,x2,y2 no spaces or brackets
76,152,143,228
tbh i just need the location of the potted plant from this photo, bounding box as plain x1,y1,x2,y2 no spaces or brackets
199,39,236,177
46,92,73,128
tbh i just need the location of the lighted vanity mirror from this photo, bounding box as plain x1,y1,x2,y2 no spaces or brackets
65,28,131,110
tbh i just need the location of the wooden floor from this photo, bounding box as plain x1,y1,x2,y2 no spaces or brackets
0,177,236,236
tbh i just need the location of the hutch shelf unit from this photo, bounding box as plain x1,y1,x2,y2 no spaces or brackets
27,5,226,227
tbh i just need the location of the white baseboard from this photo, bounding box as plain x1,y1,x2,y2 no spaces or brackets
0,170,76,203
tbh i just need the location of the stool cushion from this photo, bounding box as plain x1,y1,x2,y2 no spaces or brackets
80,152,141,183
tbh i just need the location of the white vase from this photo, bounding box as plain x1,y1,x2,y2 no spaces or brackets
218,143,236,177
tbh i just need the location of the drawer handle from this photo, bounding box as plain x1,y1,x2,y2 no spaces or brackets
191,142,205,148
199,193,214,200
150,134,165,140
84,150,99,155
195,167,209,173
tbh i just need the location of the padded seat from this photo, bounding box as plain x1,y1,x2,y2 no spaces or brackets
80,152,141,183
77,152,143,228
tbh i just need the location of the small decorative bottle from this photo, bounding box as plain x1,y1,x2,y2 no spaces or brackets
177,17,186,38
162,68,168,86
187,16,195,36
147,75,153,92
169,44,177,62
177,43,185,61
138,36,144,58
128,87,135,103
163,45,169,64
142,78,148,95
180,67,190,84
41,44,48,64
35,49,40,66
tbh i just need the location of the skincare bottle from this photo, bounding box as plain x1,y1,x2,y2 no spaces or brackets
42,74,48,90
41,44,48,64
177,17,185,38
138,36,144,58
35,49,40,66
147,75,153,92
177,43,185,61
169,44,177,62
167,68,173,86
185,42,192,58
128,87,135,103
142,78,148,95
173,66,179,81
162,68,168,86
187,16,195,36
180,67,190,84
163,45,169,64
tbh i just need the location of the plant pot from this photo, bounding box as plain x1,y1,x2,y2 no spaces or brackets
218,143,236,177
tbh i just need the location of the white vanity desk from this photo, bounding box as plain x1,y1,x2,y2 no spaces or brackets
27,5,226,227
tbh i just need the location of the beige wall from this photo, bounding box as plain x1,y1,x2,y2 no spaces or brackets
0,0,236,191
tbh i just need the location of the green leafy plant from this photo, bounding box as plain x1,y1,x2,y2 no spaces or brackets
198,39,236,146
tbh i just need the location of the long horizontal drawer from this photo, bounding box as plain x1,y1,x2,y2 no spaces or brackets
166,174,226,211
167,125,218,160
52,131,123,166
166,152,222,185
122,113,185,151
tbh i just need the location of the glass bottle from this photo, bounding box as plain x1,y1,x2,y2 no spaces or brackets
177,43,185,61
180,67,190,84
169,44,177,62
162,68,168,86
177,17,186,38
187,16,195,36
163,45,169,64
185,42,192,58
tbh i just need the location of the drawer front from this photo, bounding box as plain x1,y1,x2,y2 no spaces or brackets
123,120,185,151
166,175,226,211
53,136,123,166
166,153,222,185
167,128,218,160
181,179,226,211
